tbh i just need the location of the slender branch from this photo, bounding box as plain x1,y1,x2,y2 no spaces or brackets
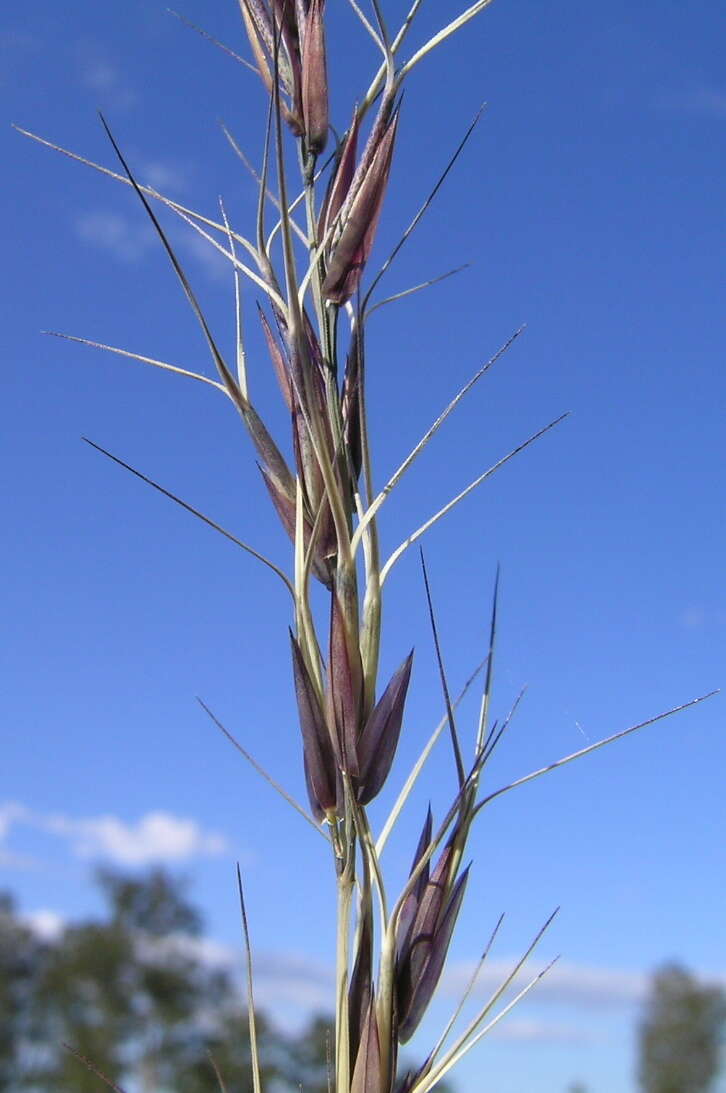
380,413,570,584
475,565,500,754
97,116,248,406
164,200,286,309
351,328,524,557
426,912,506,1070
207,1053,230,1093
168,8,258,72
365,264,469,318
219,197,249,398
14,125,259,260
82,438,294,597
218,122,310,250
61,1046,129,1093
420,550,466,787
345,0,386,55
363,104,485,309
44,332,228,394
198,698,327,838
375,656,487,857
399,0,496,80
236,865,263,1093
414,956,560,1093
476,691,720,813
358,0,424,116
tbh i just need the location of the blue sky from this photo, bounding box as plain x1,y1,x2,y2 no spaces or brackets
3,1,725,1091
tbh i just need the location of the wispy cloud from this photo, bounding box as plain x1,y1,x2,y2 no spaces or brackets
679,604,726,630
253,950,335,1012
75,41,137,111
180,229,231,282
0,801,228,866
74,206,228,282
13,901,726,1046
444,957,647,1009
489,1018,591,1043
21,909,65,941
140,938,334,1014
0,847,37,869
75,210,156,263
140,932,238,969
45,810,228,865
653,85,726,121
145,942,641,1030
139,160,189,194
0,801,27,839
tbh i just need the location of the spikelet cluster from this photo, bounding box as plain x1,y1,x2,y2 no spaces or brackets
23,1,703,1090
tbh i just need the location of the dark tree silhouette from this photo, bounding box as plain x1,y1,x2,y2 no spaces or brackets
638,963,726,1093
0,870,453,1093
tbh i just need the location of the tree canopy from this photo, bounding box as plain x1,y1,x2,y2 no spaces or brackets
0,869,452,1093
638,962,726,1093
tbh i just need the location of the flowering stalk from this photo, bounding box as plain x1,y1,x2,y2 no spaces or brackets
19,1,718,1090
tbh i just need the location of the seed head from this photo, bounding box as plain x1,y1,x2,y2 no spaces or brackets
328,592,363,778
241,0,304,135
290,630,338,818
318,108,360,244
396,840,470,1042
356,650,414,804
301,0,329,157
322,110,399,305
350,991,382,1093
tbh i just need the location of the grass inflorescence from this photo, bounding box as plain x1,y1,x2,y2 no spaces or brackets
17,2,718,1091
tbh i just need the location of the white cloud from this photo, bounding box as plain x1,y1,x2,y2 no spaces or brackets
0,801,27,839
489,1018,591,1043
74,207,229,281
682,605,708,629
75,210,156,263
180,229,231,282
151,941,334,1015
45,810,227,865
0,847,38,869
253,950,335,1012
139,160,189,194
444,957,648,1010
0,800,228,866
7,884,725,1048
535,961,647,1006
680,604,726,630
75,43,137,110
653,85,726,121
22,909,65,941
135,931,240,976
0,803,36,866
82,59,120,93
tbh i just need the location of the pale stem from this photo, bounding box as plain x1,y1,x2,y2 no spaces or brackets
335,865,355,1093
354,320,383,712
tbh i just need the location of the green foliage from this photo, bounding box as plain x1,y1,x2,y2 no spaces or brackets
0,870,450,1093
97,867,204,938
0,894,45,1089
0,871,274,1092
638,963,726,1093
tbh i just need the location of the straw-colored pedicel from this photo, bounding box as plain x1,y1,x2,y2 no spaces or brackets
18,3,717,1091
